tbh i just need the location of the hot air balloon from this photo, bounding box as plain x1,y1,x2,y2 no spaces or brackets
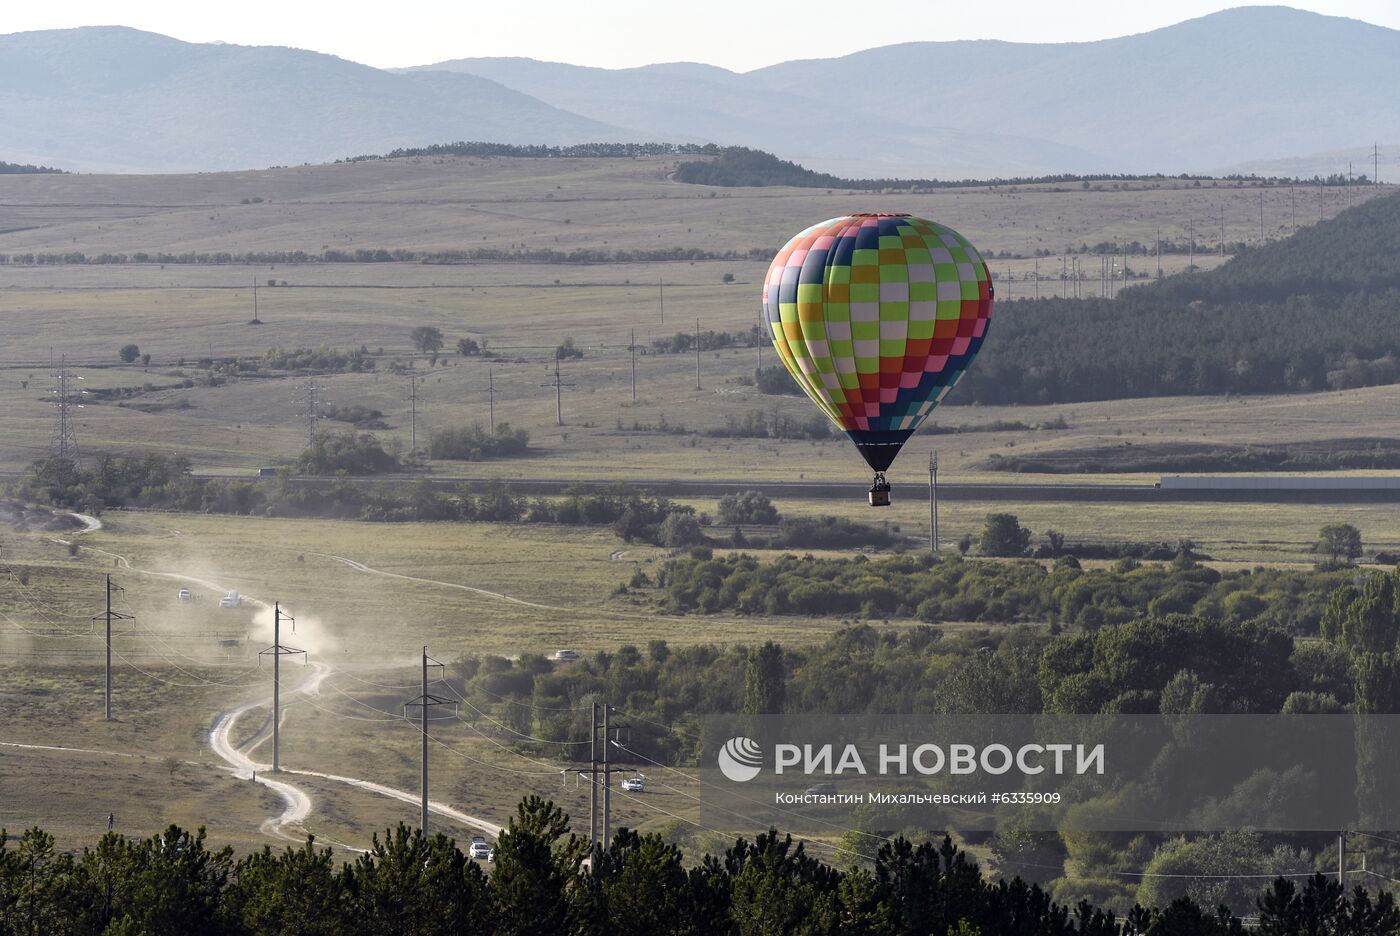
763,213,993,505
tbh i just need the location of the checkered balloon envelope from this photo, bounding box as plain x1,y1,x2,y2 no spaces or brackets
762,213,994,476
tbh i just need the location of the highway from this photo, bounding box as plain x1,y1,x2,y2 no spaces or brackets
209,474,1400,503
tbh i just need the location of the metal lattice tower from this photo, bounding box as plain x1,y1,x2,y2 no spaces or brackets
50,356,82,465
298,380,321,447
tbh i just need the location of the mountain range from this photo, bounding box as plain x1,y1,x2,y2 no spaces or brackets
3,6,1398,177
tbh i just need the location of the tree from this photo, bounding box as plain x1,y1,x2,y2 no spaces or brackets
658,513,705,548
717,491,779,526
1316,523,1363,565
118,344,140,363
555,337,583,360
410,326,444,355
456,337,481,356
743,641,786,715
978,513,1031,557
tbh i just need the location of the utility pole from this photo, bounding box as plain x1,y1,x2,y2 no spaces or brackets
403,646,451,833
1155,229,1161,278
1375,143,1380,187
1339,831,1347,886
589,701,598,848
258,604,306,773
540,359,576,427
1259,190,1265,244
1188,218,1195,271
658,278,664,325
251,276,261,325
93,575,133,721
1220,206,1226,257
628,329,638,403
408,376,418,454
602,704,612,848
1033,258,1039,300
927,452,939,553
694,319,702,390
486,368,496,435
1006,266,1011,300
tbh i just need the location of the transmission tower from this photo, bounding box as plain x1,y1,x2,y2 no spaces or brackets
486,368,497,435
50,356,83,465
298,380,321,447
406,374,425,455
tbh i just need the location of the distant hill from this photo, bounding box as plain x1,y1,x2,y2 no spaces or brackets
4,8,1400,176
418,7,1400,179
958,189,1400,405
0,27,634,172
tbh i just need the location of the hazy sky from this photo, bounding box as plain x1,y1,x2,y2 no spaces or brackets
5,1,1398,71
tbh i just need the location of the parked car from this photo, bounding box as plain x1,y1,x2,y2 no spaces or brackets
487,848,494,863
804,782,838,796
622,776,645,793
552,649,580,662
176,588,193,603
469,840,491,859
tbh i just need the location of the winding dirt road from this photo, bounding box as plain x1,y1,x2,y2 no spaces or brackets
46,519,504,846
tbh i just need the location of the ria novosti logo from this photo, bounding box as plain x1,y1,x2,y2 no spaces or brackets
717,737,764,782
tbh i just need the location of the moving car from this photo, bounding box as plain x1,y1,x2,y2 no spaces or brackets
177,588,193,603
804,782,838,796
469,836,490,859
552,649,580,662
218,591,240,608
621,776,645,793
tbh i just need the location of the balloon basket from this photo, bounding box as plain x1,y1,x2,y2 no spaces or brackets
868,473,891,507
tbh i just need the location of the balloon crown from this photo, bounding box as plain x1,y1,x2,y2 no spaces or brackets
850,212,911,218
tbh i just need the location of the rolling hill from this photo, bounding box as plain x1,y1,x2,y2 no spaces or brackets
3,8,1398,178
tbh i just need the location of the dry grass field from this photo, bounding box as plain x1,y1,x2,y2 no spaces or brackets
0,155,1392,856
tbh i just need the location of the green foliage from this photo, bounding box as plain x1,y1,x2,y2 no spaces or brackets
293,431,399,476
743,641,786,715
118,344,140,364
261,345,375,373
409,326,444,354
649,552,1347,636
959,192,1400,404
979,513,1031,557
428,424,530,461
554,337,583,360
1316,522,1364,565
1257,872,1400,934
319,404,388,429
717,491,779,526
456,337,481,356
753,365,805,396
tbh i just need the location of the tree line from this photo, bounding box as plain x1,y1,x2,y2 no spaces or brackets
0,247,771,267
4,801,1393,935
672,145,1350,191
954,191,1400,404
646,550,1349,633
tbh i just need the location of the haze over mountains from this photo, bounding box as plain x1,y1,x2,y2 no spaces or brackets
3,6,1397,177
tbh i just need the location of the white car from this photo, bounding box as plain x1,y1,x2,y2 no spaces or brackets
469,841,491,860
218,591,240,608
552,649,580,662
622,777,645,793
177,588,193,603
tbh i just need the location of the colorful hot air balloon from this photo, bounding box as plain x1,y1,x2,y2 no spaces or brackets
763,213,993,505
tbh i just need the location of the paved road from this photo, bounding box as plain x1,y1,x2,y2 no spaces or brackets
218,474,1400,504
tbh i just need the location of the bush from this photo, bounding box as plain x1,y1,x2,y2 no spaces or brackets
293,431,399,475
717,490,779,525
429,424,530,461
119,343,140,363
979,513,1031,557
